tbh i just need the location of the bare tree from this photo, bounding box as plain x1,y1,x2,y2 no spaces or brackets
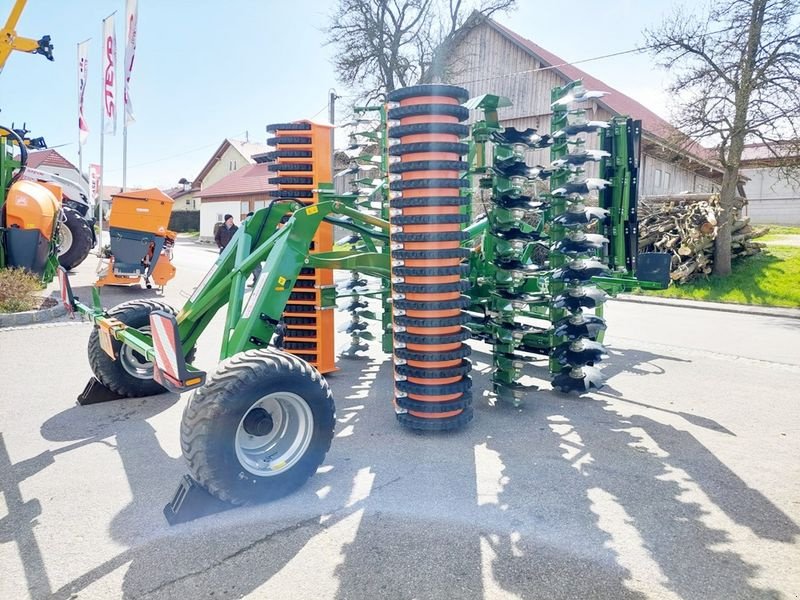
645,0,800,276
325,0,516,102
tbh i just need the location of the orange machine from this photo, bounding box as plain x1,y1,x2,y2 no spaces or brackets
97,188,177,289
265,121,336,374
3,178,61,275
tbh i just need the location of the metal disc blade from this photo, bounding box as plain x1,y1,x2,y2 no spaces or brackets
554,235,608,255
553,341,607,366
552,287,608,310
338,300,369,312
350,330,376,341
552,365,605,393
338,321,368,333
554,317,607,341
553,207,609,227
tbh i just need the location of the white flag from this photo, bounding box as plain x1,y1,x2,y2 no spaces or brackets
78,41,90,145
102,14,117,135
89,164,102,203
124,0,137,125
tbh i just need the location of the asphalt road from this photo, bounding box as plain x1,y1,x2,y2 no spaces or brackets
0,238,798,599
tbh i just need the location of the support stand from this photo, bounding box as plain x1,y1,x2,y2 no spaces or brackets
163,475,234,526
77,378,127,405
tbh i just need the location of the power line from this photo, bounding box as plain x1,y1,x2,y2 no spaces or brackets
450,25,735,87
104,131,247,173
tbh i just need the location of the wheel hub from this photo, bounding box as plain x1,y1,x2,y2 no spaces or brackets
58,222,73,256
242,407,274,436
235,392,314,477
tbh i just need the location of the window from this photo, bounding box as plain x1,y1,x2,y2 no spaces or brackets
663,172,671,191
240,200,249,215
229,160,238,171
654,168,662,188
254,200,267,210
185,199,191,205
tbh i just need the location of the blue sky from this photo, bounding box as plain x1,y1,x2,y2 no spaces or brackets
1,0,681,188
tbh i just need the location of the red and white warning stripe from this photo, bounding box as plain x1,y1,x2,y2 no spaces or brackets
150,312,181,381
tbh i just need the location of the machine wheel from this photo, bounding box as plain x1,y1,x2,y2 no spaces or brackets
88,299,192,397
58,206,94,270
180,349,335,505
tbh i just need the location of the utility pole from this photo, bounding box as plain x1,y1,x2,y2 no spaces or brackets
328,89,338,174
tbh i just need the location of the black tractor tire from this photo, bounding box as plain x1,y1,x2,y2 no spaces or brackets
181,349,335,505
58,206,94,270
88,299,191,397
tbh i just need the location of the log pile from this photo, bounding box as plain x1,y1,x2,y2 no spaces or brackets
638,194,769,283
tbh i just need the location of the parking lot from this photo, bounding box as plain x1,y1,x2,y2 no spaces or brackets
1,238,798,599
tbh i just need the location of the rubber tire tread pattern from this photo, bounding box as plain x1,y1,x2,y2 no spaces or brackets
180,349,334,506
392,264,469,277
395,359,471,379
266,122,312,132
267,136,312,146
393,296,470,311
386,84,469,103
392,230,469,243
390,178,469,191
391,248,470,260
392,214,469,226
389,160,469,174
388,123,468,139
394,328,471,345
268,163,312,172
395,345,471,361
389,142,468,156
270,190,314,198
58,206,94,270
395,393,472,413
262,150,313,160
396,376,472,396
387,104,469,122
394,281,470,295
390,196,470,209
268,176,314,185
393,313,470,327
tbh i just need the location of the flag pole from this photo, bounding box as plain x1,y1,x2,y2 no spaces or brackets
98,21,104,248
98,12,116,249
77,41,83,183
122,119,127,191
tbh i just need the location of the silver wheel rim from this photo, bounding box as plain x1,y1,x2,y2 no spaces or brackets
235,392,314,477
58,223,73,257
119,325,154,379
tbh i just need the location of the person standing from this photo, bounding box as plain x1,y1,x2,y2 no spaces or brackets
214,214,238,254
245,211,262,286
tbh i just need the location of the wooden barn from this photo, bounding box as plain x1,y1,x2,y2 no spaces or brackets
441,15,724,197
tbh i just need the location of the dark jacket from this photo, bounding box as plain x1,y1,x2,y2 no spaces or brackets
215,223,238,249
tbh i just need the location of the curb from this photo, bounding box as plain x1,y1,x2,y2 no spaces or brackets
614,294,800,320
0,292,67,328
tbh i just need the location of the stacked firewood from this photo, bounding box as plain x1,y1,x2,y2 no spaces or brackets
638,194,769,283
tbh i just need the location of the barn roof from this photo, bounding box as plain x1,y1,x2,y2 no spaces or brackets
478,17,719,168
196,163,277,198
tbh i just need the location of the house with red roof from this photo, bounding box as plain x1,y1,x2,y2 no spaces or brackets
23,148,88,188
191,138,269,238
443,15,724,196
196,163,277,240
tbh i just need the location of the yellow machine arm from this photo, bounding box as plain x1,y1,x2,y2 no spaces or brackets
0,0,53,74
